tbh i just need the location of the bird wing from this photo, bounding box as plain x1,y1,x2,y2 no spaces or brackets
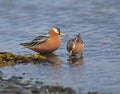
67,39,75,51
20,34,49,47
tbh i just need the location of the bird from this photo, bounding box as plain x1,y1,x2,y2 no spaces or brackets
66,33,84,56
20,27,65,54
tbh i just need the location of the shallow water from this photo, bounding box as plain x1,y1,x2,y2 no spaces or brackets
0,0,120,93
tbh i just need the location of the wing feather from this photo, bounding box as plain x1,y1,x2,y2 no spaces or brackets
20,34,49,47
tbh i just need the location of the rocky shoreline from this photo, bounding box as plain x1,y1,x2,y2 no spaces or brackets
0,75,112,94
0,52,113,94
0,76,76,94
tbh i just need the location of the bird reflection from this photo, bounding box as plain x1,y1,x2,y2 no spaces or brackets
68,54,84,66
43,53,63,67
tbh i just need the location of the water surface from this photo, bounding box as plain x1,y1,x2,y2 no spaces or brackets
0,0,120,93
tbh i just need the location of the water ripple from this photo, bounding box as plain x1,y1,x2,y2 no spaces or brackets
0,0,120,93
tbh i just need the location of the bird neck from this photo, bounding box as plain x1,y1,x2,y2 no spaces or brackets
75,37,83,43
49,29,59,37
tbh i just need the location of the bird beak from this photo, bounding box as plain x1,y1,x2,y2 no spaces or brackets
60,32,66,36
69,50,73,56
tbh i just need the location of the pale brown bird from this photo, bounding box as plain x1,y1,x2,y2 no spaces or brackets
66,33,84,56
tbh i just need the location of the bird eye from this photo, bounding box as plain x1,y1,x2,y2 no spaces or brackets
53,27,61,34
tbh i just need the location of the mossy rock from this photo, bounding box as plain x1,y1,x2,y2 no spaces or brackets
0,52,15,61
0,52,46,67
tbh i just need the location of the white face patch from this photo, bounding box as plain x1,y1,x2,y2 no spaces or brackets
53,28,59,34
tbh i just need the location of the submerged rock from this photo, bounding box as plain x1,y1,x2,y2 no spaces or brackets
38,85,76,94
0,78,76,94
0,78,112,94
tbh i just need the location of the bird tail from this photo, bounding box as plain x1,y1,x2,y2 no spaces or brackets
20,43,31,47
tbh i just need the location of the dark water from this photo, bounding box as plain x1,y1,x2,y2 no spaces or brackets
0,0,120,93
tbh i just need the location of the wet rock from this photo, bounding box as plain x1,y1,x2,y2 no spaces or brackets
38,85,76,94
7,76,23,85
0,51,65,67
20,89,32,94
88,91,104,94
0,52,15,61
0,71,3,75
35,81,43,85
22,80,34,86
0,89,20,94
0,71,3,80
0,77,112,94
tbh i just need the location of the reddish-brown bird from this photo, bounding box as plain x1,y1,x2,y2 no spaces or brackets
66,33,84,56
20,27,65,54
